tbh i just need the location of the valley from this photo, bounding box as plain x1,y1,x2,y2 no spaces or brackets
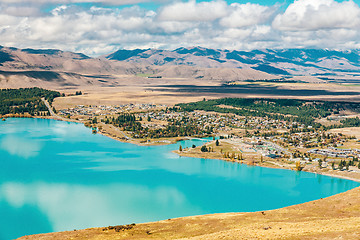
2,46,360,240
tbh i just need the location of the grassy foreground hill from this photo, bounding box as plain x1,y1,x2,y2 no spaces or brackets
19,185,360,240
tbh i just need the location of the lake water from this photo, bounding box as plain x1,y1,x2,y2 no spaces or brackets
0,118,359,240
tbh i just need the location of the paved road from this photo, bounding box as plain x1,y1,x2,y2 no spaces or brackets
41,98,67,121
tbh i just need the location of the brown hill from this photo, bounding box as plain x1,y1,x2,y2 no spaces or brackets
0,46,280,89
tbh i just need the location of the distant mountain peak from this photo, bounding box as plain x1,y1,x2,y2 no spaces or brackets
106,49,149,61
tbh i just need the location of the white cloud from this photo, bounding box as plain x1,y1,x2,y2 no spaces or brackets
0,0,360,56
220,3,276,28
51,5,68,16
157,0,228,22
273,0,360,31
0,5,41,17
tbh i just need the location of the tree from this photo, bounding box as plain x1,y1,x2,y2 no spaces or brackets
331,162,335,170
201,145,208,152
147,116,151,122
215,139,219,146
295,161,302,171
192,144,196,148
318,159,323,169
339,161,344,170
179,145,182,152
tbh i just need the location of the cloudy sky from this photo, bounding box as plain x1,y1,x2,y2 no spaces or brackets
1,0,360,56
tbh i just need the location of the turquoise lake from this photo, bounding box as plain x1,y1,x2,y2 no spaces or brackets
0,118,359,240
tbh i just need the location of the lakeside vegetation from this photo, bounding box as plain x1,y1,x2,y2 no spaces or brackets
102,113,206,138
0,88,60,116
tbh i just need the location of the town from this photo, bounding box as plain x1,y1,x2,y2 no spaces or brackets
54,98,360,179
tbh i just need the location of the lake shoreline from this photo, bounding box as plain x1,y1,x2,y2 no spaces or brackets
174,149,360,183
3,115,360,183
2,117,359,240
97,124,360,183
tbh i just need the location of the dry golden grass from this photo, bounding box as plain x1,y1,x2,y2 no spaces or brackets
51,80,360,110
53,89,213,109
330,127,360,139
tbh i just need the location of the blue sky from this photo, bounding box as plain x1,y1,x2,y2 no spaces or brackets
1,0,360,56
43,0,360,10
45,0,288,11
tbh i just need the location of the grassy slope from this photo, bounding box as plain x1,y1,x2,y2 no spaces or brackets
19,186,360,240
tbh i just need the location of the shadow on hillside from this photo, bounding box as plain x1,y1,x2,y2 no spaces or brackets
149,84,360,97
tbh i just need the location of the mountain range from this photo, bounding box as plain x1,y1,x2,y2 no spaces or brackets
106,47,360,74
1,45,360,89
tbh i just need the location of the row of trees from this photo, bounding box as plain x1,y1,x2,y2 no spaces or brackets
103,114,142,132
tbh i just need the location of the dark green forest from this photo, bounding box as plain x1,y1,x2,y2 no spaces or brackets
340,117,360,128
0,88,60,115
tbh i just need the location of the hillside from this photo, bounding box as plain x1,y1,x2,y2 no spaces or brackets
105,47,360,77
2,46,360,91
0,46,148,89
